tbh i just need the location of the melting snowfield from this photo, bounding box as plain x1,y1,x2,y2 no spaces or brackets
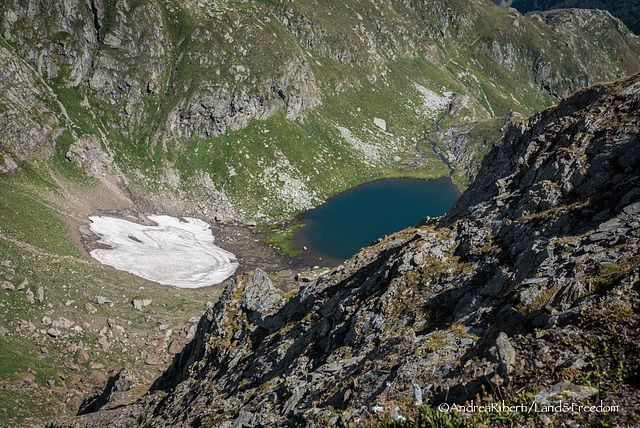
88,215,239,288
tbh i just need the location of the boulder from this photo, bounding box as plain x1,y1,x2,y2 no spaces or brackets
534,382,598,404
0,281,15,291
52,317,74,329
16,278,28,290
90,296,114,306
47,328,62,337
132,298,152,310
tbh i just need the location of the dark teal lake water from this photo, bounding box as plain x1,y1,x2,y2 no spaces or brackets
294,177,459,262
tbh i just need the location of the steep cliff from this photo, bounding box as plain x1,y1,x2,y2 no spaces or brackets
53,74,640,427
2,0,640,220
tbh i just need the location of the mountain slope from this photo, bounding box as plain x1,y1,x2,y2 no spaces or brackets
2,0,640,220
52,73,640,427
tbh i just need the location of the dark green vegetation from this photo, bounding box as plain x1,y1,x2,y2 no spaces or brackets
262,223,306,258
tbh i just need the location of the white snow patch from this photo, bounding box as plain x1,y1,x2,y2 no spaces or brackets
88,215,238,288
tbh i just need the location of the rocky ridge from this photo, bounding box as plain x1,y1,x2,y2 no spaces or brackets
51,74,640,427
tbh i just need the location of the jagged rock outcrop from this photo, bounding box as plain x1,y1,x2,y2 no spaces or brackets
1,0,98,85
0,43,63,170
51,74,640,427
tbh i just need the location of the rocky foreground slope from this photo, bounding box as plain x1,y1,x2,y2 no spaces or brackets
50,74,640,426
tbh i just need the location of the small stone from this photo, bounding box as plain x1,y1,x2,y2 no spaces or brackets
89,296,113,306
65,300,74,307
412,252,424,266
35,287,44,303
90,362,104,370
85,303,98,314
41,316,52,325
76,348,89,364
17,278,28,290
496,332,516,376
168,340,182,355
539,415,552,425
52,386,67,397
0,326,8,336
107,318,117,328
413,383,423,405
97,336,107,346
144,354,162,365
374,117,387,131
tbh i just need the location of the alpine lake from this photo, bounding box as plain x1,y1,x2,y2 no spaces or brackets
294,177,460,264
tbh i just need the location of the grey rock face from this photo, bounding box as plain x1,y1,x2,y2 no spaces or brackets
0,153,19,174
0,45,62,162
1,0,98,85
240,268,284,323
66,135,111,175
